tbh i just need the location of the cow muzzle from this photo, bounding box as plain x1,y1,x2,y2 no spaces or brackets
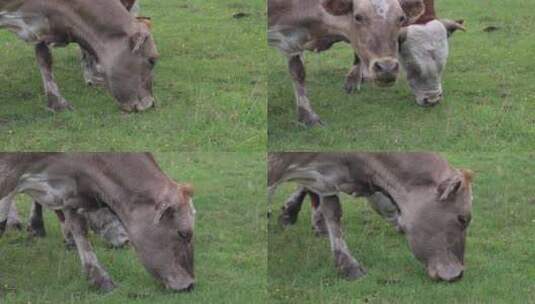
120,96,155,112
427,263,464,282
416,91,443,107
370,58,400,87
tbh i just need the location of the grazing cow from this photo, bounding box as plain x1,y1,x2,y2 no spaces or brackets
268,0,426,126
345,0,465,106
269,152,473,282
0,153,195,292
0,0,159,112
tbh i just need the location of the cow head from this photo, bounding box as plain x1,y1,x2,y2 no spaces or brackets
399,19,465,106
129,183,196,292
104,18,159,112
322,0,425,86
396,169,473,282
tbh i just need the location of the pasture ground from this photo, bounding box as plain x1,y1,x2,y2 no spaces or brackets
268,0,535,151
268,153,535,303
0,0,266,151
0,152,267,304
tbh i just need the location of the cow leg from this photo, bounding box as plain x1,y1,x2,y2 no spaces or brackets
288,54,322,126
7,205,23,230
310,191,328,237
64,208,116,292
86,208,129,248
80,48,105,87
27,201,47,237
344,53,364,94
35,42,73,112
56,210,76,248
0,192,15,236
279,186,307,227
367,192,403,233
320,195,366,280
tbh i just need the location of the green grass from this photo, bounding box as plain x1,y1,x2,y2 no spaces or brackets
0,0,266,151
0,153,267,304
268,153,535,303
268,0,535,151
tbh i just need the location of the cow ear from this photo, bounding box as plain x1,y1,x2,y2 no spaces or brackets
399,0,425,25
438,173,463,201
440,19,466,37
120,0,137,11
321,0,353,16
130,24,151,53
153,202,176,224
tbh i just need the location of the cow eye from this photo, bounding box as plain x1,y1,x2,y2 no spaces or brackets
458,214,471,228
354,14,364,23
399,15,407,25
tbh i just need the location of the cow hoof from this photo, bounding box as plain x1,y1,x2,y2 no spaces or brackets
95,278,117,293
27,225,47,238
297,108,323,127
47,98,74,112
343,80,361,94
342,264,367,281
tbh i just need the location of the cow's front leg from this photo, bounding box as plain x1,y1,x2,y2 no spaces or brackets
279,186,307,227
320,195,366,280
27,201,46,237
288,54,322,126
64,209,116,292
367,192,403,233
35,43,73,112
344,53,363,94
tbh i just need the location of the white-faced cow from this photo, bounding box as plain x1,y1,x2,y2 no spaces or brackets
345,0,465,106
269,152,473,282
0,153,195,292
0,0,158,112
268,0,426,126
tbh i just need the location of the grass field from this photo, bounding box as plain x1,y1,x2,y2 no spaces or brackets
0,0,266,151
268,153,535,303
0,153,267,304
268,0,535,151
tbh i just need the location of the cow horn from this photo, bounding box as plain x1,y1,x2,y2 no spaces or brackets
440,19,466,37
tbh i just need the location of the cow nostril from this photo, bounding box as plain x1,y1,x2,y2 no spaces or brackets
373,61,384,72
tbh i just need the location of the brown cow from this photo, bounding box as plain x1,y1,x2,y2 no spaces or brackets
268,0,426,126
0,0,158,112
0,153,195,292
269,152,473,282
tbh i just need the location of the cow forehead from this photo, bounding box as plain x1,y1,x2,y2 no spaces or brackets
356,0,400,18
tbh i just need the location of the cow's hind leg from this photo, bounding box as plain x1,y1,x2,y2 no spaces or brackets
344,53,364,94
35,42,73,112
27,201,46,237
64,208,116,292
80,48,105,87
309,191,328,237
288,54,322,127
7,205,23,230
279,186,307,227
0,193,15,236
320,195,366,280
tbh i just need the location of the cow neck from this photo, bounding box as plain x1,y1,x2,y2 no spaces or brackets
357,156,409,212
83,168,166,226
